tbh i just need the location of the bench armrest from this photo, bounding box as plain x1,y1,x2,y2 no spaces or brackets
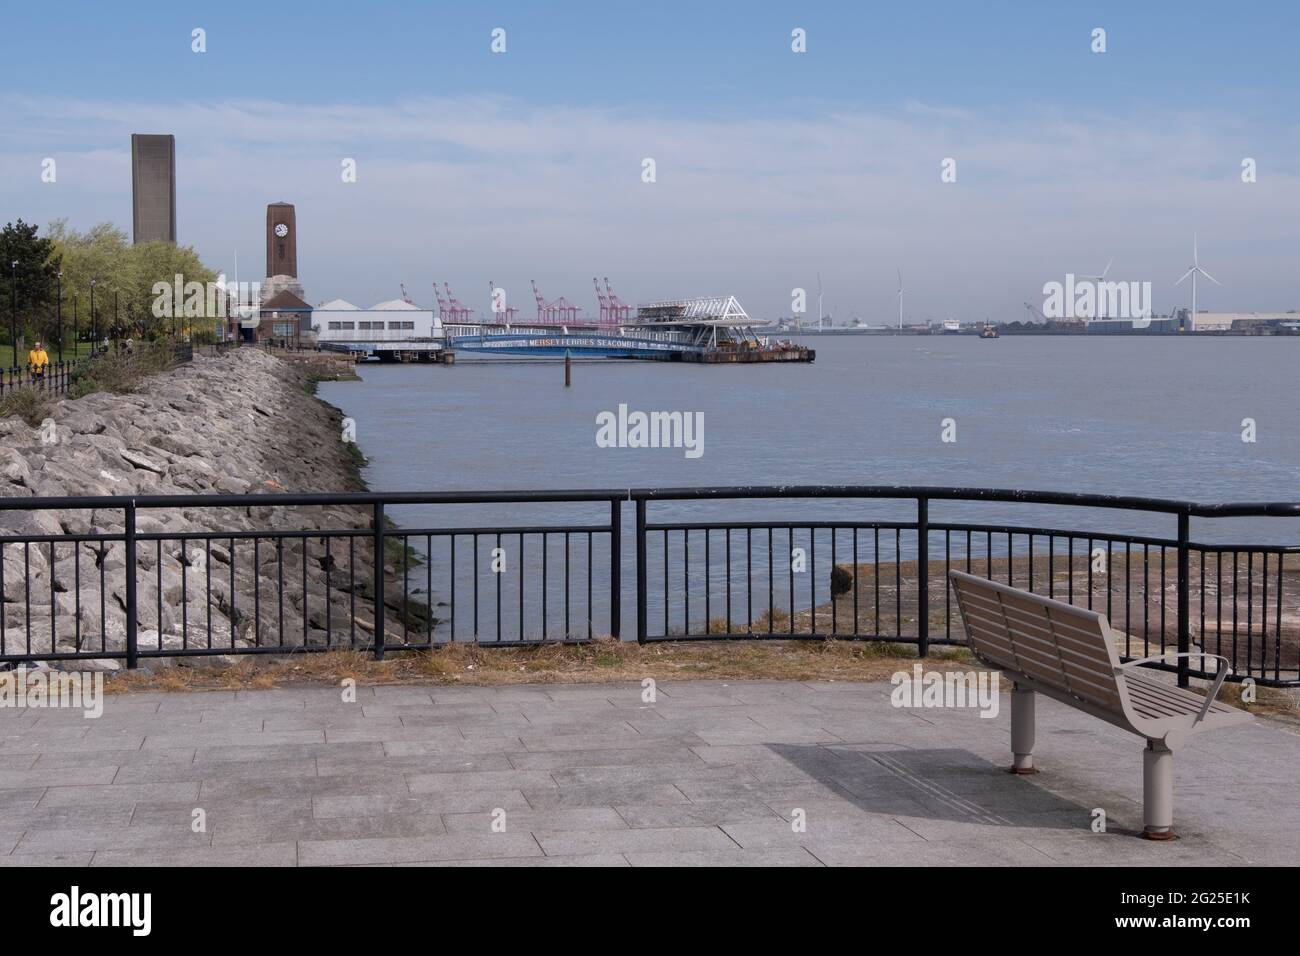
1117,652,1234,725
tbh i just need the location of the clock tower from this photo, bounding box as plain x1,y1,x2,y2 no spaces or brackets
265,202,298,278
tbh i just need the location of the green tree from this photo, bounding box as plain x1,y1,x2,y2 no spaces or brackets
45,219,131,344
127,239,218,337
0,219,60,347
46,220,220,341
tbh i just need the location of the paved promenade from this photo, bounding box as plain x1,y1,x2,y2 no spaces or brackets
0,678,1294,866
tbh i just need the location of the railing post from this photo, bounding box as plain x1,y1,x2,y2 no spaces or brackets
609,496,621,640
917,495,929,658
124,501,138,670
635,496,647,644
1176,510,1190,688
373,500,386,660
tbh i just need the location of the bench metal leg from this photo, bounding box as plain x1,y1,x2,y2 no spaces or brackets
1009,684,1037,774
1142,740,1175,840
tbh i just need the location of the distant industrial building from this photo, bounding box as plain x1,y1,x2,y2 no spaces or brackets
1186,311,1300,333
130,134,176,244
313,298,442,360
1083,315,1183,334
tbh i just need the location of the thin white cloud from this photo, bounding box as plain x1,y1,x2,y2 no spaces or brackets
1,94,1297,318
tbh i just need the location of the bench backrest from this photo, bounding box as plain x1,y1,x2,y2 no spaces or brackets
949,570,1123,713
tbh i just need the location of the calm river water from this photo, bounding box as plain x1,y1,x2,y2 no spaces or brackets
318,335,1300,639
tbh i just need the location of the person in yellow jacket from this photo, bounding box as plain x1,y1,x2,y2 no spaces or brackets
27,342,49,388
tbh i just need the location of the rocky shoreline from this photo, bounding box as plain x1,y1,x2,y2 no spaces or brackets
0,349,413,669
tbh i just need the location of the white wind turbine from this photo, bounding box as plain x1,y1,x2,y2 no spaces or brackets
896,268,905,330
1174,233,1219,328
1080,256,1114,321
816,272,824,332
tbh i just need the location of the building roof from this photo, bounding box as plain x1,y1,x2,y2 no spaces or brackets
261,290,313,311
317,298,360,311
371,299,421,311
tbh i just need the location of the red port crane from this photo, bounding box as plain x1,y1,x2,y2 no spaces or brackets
489,281,519,324
400,283,414,305
432,282,451,320
443,282,472,323
593,278,611,324
530,279,552,323
603,277,633,324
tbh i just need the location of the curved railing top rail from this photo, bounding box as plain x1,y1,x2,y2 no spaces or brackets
628,485,1300,518
0,485,1298,518
0,489,628,512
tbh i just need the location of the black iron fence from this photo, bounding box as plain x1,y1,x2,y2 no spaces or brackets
0,360,81,397
632,487,1300,689
0,490,620,669
0,486,1297,687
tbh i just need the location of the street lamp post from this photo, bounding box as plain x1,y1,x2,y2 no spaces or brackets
56,271,62,363
72,293,78,356
113,290,119,350
9,260,17,371
90,278,97,354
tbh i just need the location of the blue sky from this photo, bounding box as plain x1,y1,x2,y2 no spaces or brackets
2,1,1298,319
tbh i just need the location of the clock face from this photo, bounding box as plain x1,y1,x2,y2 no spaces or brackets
274,223,288,237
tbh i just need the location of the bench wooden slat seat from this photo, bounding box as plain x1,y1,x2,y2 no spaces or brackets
949,570,1251,839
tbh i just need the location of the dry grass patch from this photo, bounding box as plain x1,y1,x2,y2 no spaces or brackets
96,639,1300,727
104,638,978,693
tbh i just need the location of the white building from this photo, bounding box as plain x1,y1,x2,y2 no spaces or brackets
313,298,443,359
1187,311,1300,332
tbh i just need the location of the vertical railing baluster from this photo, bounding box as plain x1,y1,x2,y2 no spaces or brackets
373,500,385,660
609,496,621,641
634,502,644,642
1176,513,1190,688
124,502,138,669
917,496,929,658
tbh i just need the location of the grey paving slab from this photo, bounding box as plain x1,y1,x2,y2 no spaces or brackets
0,852,95,866
91,844,299,867
132,795,313,827
1,677,1294,867
441,807,628,834
314,789,532,817
37,782,200,810
406,769,559,793
0,765,119,788
411,853,629,867
614,800,785,828
521,783,692,810
624,847,824,867
505,746,706,771
210,813,448,847
533,825,737,857
18,824,212,853
197,772,412,801
298,832,543,866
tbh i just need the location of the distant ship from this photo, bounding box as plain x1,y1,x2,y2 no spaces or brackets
979,324,1000,339
942,319,962,334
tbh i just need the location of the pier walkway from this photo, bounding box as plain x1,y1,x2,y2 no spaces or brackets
3,678,1293,866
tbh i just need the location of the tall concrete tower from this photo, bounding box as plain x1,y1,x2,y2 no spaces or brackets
266,203,297,278
130,134,176,244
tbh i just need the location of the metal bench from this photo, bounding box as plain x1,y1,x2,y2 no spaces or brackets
948,570,1251,839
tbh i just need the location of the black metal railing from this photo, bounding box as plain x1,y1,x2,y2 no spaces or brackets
632,487,1300,688
0,491,620,669
0,360,81,397
0,486,1297,687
